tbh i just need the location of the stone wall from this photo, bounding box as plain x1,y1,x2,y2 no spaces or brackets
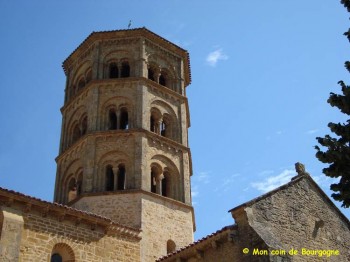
140,194,194,262
73,191,194,262
72,192,141,228
0,207,24,262
0,206,140,262
232,176,350,262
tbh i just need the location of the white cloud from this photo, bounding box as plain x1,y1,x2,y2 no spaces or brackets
312,174,332,188
191,185,199,198
195,171,211,184
306,129,319,135
206,48,228,66
258,170,274,176
251,169,296,193
213,173,241,193
276,130,283,135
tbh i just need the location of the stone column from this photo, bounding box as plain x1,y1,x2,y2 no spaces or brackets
117,111,121,130
112,167,119,191
157,173,164,195
0,207,24,262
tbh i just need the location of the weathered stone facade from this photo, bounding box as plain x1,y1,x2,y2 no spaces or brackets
0,188,141,262
158,171,350,262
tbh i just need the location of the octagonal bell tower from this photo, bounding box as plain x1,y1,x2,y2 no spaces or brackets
54,28,194,261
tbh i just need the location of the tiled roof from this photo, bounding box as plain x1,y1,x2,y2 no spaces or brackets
0,186,141,237
156,225,236,261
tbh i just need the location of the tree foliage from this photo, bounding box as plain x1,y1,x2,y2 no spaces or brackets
315,1,350,208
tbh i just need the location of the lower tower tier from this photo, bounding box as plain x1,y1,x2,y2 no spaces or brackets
72,191,195,261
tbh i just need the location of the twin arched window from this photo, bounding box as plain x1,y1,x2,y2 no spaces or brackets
150,166,174,199
105,164,126,191
150,112,172,139
147,65,172,90
67,172,83,203
108,61,130,79
69,68,92,101
107,107,129,130
71,115,88,145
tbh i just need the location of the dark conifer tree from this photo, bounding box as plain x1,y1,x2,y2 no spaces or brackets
315,0,350,208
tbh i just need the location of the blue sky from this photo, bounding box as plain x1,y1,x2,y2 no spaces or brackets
1,1,349,240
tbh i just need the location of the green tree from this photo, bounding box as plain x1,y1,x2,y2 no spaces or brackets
315,0,350,208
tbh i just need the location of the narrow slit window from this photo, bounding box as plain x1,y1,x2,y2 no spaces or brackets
117,165,126,190
159,74,166,86
162,176,167,197
120,109,129,130
78,78,85,89
72,125,81,143
106,165,114,191
109,63,118,78
109,109,117,130
121,61,130,78
150,116,155,132
151,170,157,193
148,68,155,81
81,116,88,136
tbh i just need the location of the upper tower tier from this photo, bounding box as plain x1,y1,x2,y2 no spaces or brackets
62,27,191,100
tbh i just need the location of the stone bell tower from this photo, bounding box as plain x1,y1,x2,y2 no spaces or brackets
54,28,194,261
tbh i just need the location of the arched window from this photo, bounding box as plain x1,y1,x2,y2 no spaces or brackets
51,243,75,262
72,124,81,144
162,171,172,198
67,177,77,202
159,74,166,86
106,165,114,191
108,109,117,130
81,116,88,136
78,77,85,90
76,172,83,196
162,175,168,197
85,69,92,84
167,240,176,254
150,109,161,134
121,61,130,78
117,164,126,190
148,68,155,81
161,116,171,138
109,63,118,78
120,108,129,130
160,121,166,137
151,169,157,194
150,116,155,132
70,85,76,98
51,253,62,262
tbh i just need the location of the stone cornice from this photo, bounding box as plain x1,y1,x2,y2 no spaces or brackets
56,129,191,162
0,187,141,239
60,77,189,116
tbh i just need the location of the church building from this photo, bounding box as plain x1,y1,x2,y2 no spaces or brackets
0,28,349,262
